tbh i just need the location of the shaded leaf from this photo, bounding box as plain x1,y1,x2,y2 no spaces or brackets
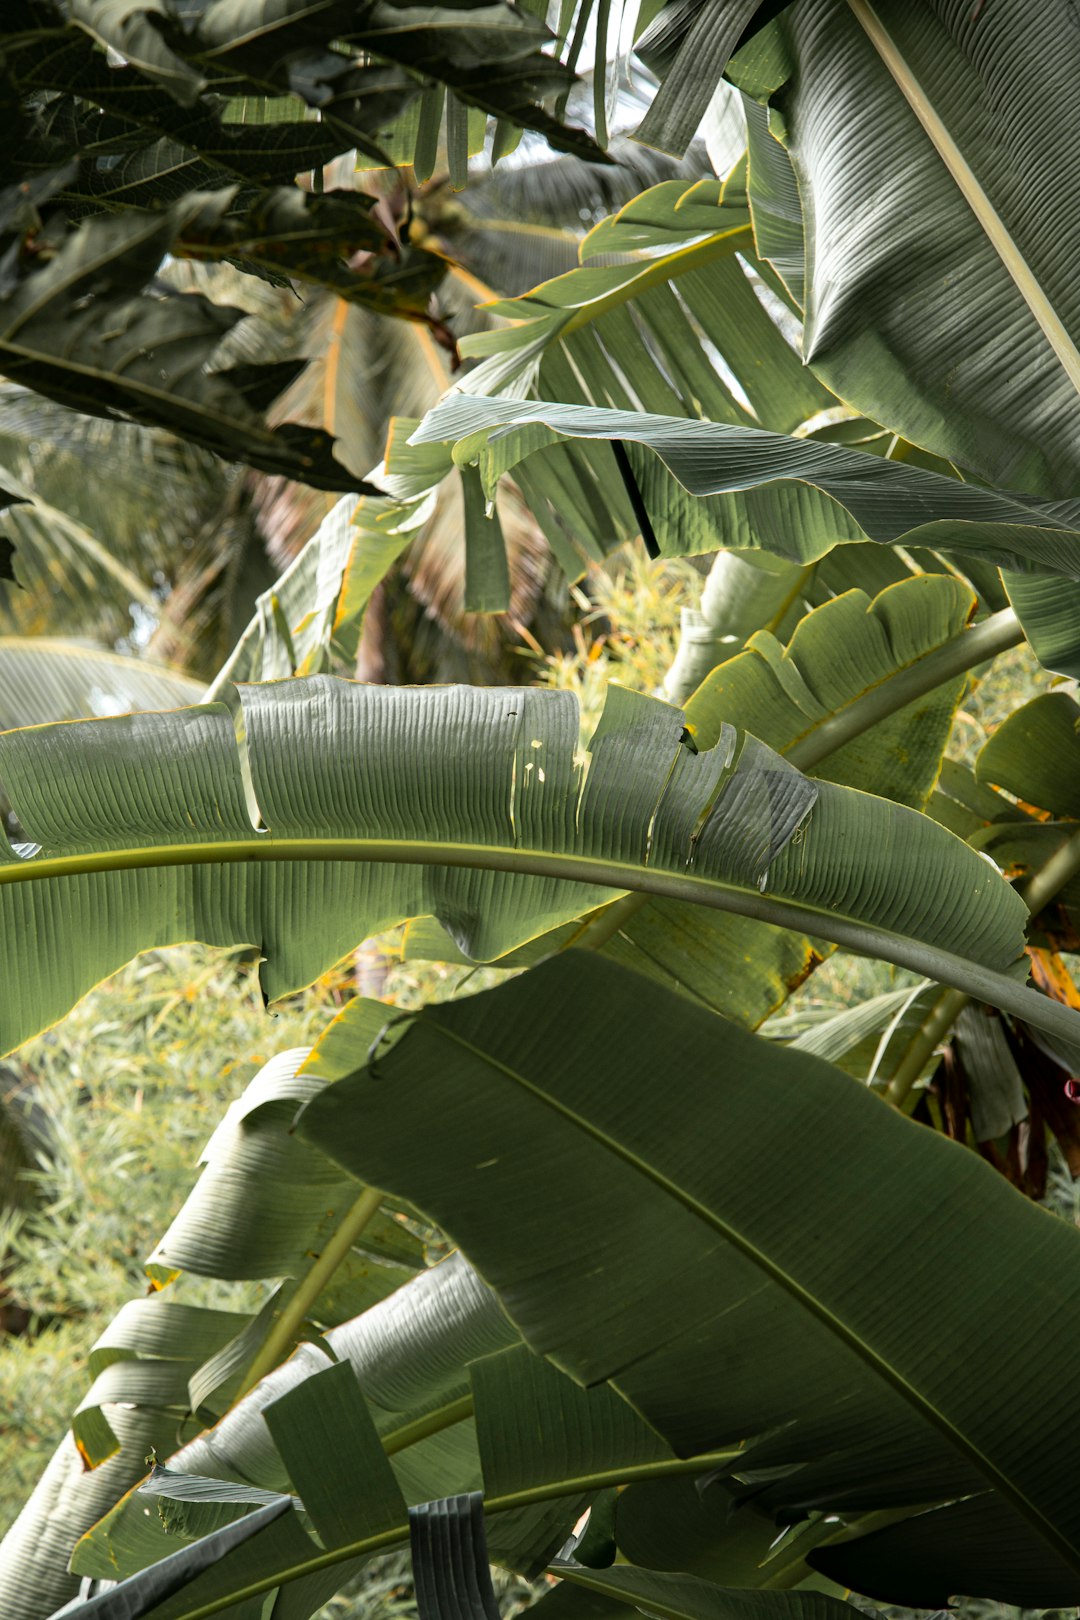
809,1491,1080,1609
0,201,369,491
298,952,1080,1583
550,1563,857,1620
410,1494,501,1620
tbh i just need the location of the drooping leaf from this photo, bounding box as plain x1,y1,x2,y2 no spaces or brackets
727,2,1080,498
263,1362,408,1550
413,397,1080,577
65,1256,521,1596
48,1497,294,1620
0,675,1065,1060
976,693,1080,819
808,1491,1080,1609
550,1562,857,1620
0,202,370,491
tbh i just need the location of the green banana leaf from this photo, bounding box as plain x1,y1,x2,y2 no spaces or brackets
459,178,828,436
403,571,1002,1031
1002,573,1080,680
976,693,1080,819
2,673,1068,1058
298,952,1080,1591
0,640,201,730
808,1491,1080,1608
9,29,392,181
412,396,1080,576
3,2,599,180
49,1496,294,1620
550,1565,853,1620
67,1260,593,1615
726,2,1080,499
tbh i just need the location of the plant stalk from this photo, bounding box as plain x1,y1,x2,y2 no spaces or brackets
885,824,1080,1106
785,608,1023,770
235,1185,384,1398
381,1394,476,1456
885,986,968,1108
1021,823,1080,917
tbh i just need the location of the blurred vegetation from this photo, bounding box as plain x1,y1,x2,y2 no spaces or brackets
0,948,354,1538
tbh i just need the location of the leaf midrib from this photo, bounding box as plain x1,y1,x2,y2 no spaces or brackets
2,832,1076,1045
426,1020,1080,1576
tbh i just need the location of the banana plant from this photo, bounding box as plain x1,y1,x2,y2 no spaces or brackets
0,3,602,501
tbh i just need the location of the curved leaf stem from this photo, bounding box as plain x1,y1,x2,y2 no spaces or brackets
784,607,1023,770
2,835,1075,1043
886,825,1080,1106
884,986,968,1108
163,1446,745,1620
1021,823,1080,917
381,1393,476,1455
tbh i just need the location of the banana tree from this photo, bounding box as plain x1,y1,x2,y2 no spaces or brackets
6,6,1080,1620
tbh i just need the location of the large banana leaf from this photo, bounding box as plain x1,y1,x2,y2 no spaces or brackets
410,571,989,1030
23,954,1080,1614
298,953,1080,1593
413,396,1080,576
725,2,1080,499
0,1031,428,1617
2,673,1071,1058
73,1039,425,1466
458,178,828,436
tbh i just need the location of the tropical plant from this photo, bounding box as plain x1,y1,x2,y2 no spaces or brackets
4,4,1080,1620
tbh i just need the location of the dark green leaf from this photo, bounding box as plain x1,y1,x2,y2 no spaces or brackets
809,1492,1080,1608
264,1362,408,1550
410,1494,501,1620
53,1495,293,1618
0,203,371,490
